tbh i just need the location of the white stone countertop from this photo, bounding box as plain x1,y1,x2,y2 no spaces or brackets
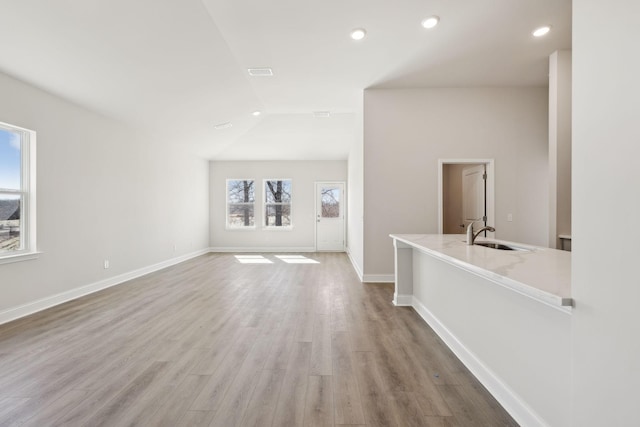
390,234,572,309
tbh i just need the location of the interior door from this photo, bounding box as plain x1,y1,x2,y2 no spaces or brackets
316,182,345,251
462,164,486,229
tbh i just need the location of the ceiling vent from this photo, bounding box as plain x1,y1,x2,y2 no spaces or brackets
313,111,331,118
247,68,273,77
214,121,233,130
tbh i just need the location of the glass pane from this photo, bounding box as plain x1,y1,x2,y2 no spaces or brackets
0,128,21,190
228,180,255,203
265,204,291,227
228,204,255,227
321,187,340,218
265,180,291,203
0,194,21,252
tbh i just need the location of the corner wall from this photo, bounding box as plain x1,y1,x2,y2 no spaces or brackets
0,71,210,320
572,1,640,425
363,88,549,277
347,94,364,279
548,50,572,249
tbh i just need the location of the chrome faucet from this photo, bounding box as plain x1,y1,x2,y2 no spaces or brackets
466,222,496,245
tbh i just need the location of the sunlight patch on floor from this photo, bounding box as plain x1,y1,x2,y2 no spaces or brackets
275,255,320,264
234,255,273,264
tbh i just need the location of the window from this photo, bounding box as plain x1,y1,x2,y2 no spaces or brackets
227,179,255,228
0,121,36,262
321,187,341,218
264,179,291,228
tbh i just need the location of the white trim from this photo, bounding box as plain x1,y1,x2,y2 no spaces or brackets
209,246,315,253
392,293,413,306
437,159,495,236
0,251,41,265
410,296,551,427
0,249,209,326
346,248,364,281
362,274,394,283
261,226,294,231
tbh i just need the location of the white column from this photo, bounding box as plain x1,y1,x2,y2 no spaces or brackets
548,50,572,249
392,238,413,306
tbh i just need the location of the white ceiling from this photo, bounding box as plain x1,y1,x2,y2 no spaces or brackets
0,0,571,160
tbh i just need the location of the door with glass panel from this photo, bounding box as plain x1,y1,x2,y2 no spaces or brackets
315,182,345,251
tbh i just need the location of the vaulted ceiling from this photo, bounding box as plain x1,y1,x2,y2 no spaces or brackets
0,0,571,160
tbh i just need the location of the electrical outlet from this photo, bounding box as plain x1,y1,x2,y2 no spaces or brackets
173,244,177,252
104,260,110,269
507,213,513,222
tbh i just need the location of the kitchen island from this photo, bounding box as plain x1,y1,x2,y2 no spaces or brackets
390,234,571,427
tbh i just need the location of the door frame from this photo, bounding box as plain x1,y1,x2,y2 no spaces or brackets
314,181,347,251
438,159,495,235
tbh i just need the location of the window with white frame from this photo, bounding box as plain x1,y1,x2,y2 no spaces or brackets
227,179,255,228
0,121,36,261
264,179,291,228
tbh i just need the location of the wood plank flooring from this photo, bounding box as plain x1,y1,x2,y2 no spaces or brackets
0,252,518,426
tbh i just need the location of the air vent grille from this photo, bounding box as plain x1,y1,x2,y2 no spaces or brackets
247,68,273,77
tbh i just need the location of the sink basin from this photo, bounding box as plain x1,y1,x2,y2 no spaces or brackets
475,242,530,251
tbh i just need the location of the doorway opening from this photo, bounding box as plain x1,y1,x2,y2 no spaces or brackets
438,159,495,237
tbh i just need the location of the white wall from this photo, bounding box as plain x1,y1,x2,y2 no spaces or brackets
0,71,210,319
209,160,347,251
363,88,549,276
572,1,640,425
347,95,364,278
548,50,572,249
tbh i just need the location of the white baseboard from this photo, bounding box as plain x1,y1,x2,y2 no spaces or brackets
393,293,413,306
0,249,210,326
209,246,316,253
363,274,394,283
410,297,549,427
344,249,392,285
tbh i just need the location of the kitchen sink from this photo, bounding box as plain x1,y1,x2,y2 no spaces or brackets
475,242,530,251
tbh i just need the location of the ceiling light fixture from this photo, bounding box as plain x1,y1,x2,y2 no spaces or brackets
247,68,273,76
532,26,551,37
350,28,367,41
214,122,232,130
252,111,261,116
421,16,440,29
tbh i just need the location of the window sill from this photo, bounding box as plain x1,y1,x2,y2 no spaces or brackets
0,251,41,266
263,226,294,231
226,226,257,231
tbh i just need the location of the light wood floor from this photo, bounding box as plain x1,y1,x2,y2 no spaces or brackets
0,252,517,426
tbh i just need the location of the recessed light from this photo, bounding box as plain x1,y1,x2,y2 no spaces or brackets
313,111,331,118
252,111,261,116
350,28,367,41
532,26,551,37
247,68,273,76
214,122,232,130
421,16,440,29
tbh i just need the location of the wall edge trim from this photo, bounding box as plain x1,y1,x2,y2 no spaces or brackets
363,274,394,283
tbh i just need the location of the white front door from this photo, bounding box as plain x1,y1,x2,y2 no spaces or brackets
462,164,486,228
315,182,345,251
